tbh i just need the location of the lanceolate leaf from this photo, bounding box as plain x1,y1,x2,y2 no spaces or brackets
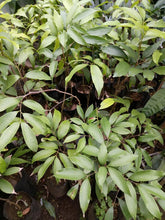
23,100,45,114
55,167,86,180
79,178,91,217
38,156,55,181
138,184,161,219
108,167,129,194
0,97,19,112
70,154,94,171
32,149,56,163
26,70,51,80
0,122,20,152
0,156,7,174
140,184,165,200
102,45,127,59
130,170,165,182
99,98,115,110
87,123,104,144
21,122,38,152
98,143,107,165
57,120,70,139
0,111,18,133
65,64,88,87
90,65,103,97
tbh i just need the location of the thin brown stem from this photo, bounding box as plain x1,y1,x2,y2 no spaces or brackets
0,197,21,209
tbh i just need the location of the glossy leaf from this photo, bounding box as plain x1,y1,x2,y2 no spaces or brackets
79,178,91,217
64,134,80,143
53,109,61,130
90,65,103,97
21,122,38,152
0,122,20,152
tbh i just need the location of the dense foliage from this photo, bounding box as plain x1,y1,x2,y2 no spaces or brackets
0,0,165,219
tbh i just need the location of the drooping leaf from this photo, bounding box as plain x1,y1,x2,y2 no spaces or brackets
79,178,91,217
67,183,79,200
21,122,38,152
0,122,20,152
104,206,114,220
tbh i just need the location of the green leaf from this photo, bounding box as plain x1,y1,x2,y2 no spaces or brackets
67,27,86,45
104,207,114,220
87,27,111,36
53,157,63,174
0,179,14,194
55,167,86,180
99,98,115,110
18,47,33,64
102,45,127,59
49,60,58,78
40,36,56,49
67,183,79,200
76,137,86,153
0,111,18,133
21,122,38,152
109,154,137,167
138,184,161,219
0,56,13,65
122,7,142,22
142,88,165,117
70,154,94,171
143,70,155,81
98,142,107,165
32,149,56,163
38,156,55,181
114,61,130,77
0,97,19,112
140,184,165,200
0,156,7,174
3,167,22,176
146,29,165,39
26,70,51,80
43,199,56,218
79,178,91,217
112,126,131,135
57,120,70,139
96,166,107,189
125,181,137,219
100,117,111,138
65,64,88,87
90,65,103,98
53,109,61,130
130,170,165,182
23,100,45,114
141,149,152,167
152,50,162,65
83,35,108,45
0,122,20,152
88,123,104,144
73,8,96,23
118,198,131,220
64,134,80,143
77,105,85,120
59,153,74,168
82,145,99,157
1,75,20,92
153,66,165,75
108,167,129,194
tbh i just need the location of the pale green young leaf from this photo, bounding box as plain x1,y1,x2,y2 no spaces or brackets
38,156,55,181
49,60,58,78
99,98,115,110
88,123,104,144
57,120,70,139
79,178,91,217
18,47,33,64
153,66,165,75
143,70,155,80
146,29,165,39
0,122,20,152
130,170,165,182
59,30,68,48
73,8,96,23
53,157,63,175
54,10,63,31
21,122,38,152
96,166,107,189
138,184,161,219
0,179,14,194
0,111,18,133
87,27,111,36
90,65,103,98
152,50,162,65
65,64,88,87
32,149,56,163
122,7,142,22
55,167,86,180
23,100,45,114
53,109,61,130
108,167,129,194
76,137,86,153
0,97,19,112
